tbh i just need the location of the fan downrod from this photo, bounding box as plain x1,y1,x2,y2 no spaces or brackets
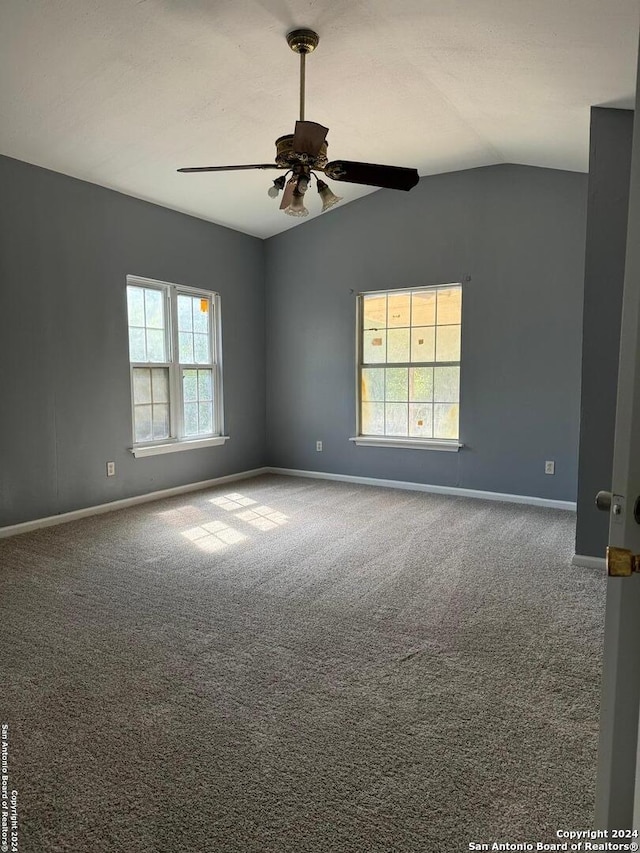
286,29,319,54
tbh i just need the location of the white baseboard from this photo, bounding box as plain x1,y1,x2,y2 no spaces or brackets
0,464,577,541
571,554,607,571
0,467,269,540
266,467,577,511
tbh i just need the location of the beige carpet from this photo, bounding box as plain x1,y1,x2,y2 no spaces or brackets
0,474,605,852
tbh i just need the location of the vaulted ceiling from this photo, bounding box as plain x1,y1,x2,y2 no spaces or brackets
1,0,638,238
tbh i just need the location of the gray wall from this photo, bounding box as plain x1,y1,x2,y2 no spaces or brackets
265,164,587,501
575,108,634,558
0,157,591,528
0,155,266,527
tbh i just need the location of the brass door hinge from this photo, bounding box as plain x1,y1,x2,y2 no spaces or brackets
607,546,640,577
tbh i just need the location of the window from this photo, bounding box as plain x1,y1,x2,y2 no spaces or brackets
353,283,462,450
126,276,226,457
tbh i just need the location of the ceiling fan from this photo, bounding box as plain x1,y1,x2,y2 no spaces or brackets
177,28,420,217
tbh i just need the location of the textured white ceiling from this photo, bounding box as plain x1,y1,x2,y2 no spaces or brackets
1,0,638,238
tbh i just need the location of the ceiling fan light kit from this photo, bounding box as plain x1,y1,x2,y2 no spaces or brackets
177,29,419,218
287,188,309,218
316,179,342,212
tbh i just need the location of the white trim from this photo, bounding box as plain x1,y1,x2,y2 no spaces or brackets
169,284,181,437
349,436,463,451
355,294,362,438
0,467,268,540
126,275,224,446
571,553,607,571
212,292,225,437
360,282,461,297
355,282,463,445
266,467,577,511
131,436,230,457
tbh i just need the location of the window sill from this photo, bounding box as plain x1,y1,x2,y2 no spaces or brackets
349,436,463,452
130,436,230,458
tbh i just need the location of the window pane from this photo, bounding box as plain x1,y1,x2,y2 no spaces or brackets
363,329,386,363
409,367,433,402
411,327,435,363
387,292,410,328
198,370,213,402
127,286,167,365
409,403,433,437
361,368,384,402
183,369,197,402
437,287,462,325
132,368,152,404
433,403,459,439
363,294,387,330
434,366,460,403
361,402,384,435
385,368,408,402
134,405,153,442
179,332,194,364
146,329,166,363
387,328,410,363
385,403,408,436
198,402,213,435
129,328,146,362
435,325,461,362
193,298,209,333
127,287,145,327
412,291,436,326
177,295,193,332
144,289,164,329
152,404,170,440
184,402,198,436
194,333,210,364
151,368,169,403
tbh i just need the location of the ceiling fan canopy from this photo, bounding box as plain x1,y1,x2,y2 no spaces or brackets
178,28,420,218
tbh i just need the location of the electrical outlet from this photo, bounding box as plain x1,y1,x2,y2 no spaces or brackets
316,441,323,452
106,461,115,477
545,460,555,475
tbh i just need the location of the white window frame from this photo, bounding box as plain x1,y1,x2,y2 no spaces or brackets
350,282,464,452
126,275,228,458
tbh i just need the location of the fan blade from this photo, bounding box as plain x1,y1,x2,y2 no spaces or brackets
177,164,281,173
323,160,419,191
292,121,329,157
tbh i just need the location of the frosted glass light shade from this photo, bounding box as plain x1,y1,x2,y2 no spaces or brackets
317,179,342,212
268,175,287,198
284,190,309,217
